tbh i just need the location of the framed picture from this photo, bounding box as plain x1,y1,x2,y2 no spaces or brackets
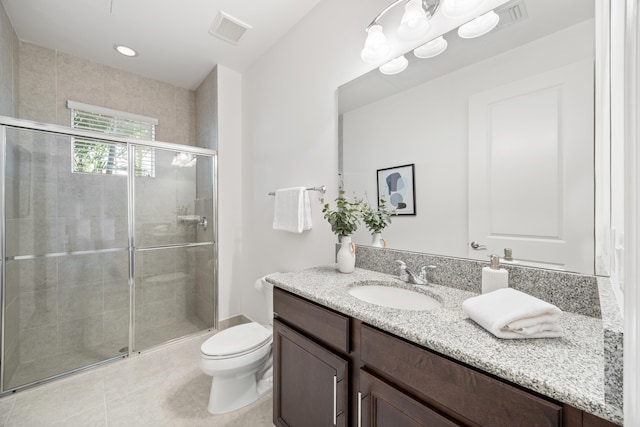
377,164,416,215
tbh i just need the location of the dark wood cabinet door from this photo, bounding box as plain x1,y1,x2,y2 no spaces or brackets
273,319,349,427
359,369,461,427
361,324,563,427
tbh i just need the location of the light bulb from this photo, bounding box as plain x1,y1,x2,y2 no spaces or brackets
457,10,500,39
360,25,391,63
398,0,430,41
379,55,409,75
414,36,448,59
113,44,138,57
441,0,483,18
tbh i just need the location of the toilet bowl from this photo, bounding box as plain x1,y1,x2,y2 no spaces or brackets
199,277,274,414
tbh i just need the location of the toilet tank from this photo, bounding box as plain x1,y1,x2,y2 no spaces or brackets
256,277,274,325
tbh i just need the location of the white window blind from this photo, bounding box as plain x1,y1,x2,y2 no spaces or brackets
68,101,157,177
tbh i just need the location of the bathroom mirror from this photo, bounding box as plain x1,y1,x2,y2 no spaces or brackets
339,0,606,275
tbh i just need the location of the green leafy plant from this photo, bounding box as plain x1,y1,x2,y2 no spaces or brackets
361,198,392,234
321,190,363,237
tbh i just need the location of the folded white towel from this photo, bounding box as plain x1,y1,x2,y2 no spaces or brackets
302,190,312,231
273,187,312,233
462,288,563,339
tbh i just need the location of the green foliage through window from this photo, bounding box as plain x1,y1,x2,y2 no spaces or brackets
70,106,156,177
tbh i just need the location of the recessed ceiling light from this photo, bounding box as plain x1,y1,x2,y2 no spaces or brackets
113,44,138,57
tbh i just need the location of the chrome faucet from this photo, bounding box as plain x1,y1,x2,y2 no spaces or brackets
395,260,436,285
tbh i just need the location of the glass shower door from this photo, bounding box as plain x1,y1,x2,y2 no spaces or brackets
2,128,130,391
132,146,215,351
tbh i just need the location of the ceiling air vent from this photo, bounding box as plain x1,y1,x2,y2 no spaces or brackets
208,11,253,45
494,0,529,31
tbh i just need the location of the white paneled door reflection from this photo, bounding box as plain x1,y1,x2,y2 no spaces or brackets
468,60,594,273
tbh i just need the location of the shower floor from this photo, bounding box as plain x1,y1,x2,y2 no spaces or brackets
6,317,210,391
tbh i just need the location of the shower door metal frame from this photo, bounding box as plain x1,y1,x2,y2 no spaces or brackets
0,124,6,392
0,115,219,394
128,144,219,354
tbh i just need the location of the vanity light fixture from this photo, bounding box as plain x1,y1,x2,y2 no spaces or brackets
413,35,448,58
361,0,441,64
398,0,431,40
457,10,500,38
362,0,500,75
441,0,482,18
379,55,409,75
361,24,391,63
113,44,138,57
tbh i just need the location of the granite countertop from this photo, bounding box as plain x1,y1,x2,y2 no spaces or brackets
266,265,624,426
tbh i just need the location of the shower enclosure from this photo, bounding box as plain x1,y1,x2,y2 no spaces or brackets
0,117,218,393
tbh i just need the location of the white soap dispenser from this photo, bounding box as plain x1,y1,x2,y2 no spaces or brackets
482,255,509,294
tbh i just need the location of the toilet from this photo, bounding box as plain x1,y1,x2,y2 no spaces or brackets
199,278,274,414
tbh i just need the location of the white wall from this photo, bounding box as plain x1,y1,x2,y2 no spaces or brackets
238,0,393,322
216,65,243,321
342,21,594,259
0,1,18,117
622,0,640,423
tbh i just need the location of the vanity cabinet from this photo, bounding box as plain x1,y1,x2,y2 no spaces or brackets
358,369,460,427
360,324,562,427
273,288,620,427
273,288,350,427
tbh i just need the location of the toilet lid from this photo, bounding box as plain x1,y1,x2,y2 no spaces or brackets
201,322,271,357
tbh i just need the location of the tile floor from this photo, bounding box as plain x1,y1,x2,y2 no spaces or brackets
7,318,209,390
0,332,274,426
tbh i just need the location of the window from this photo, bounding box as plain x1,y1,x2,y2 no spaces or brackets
68,101,157,177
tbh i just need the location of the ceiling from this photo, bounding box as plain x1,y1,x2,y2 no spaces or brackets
1,0,324,89
339,0,594,113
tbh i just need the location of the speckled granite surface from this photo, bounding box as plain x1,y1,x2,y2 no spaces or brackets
352,246,602,317
266,266,623,425
598,276,624,409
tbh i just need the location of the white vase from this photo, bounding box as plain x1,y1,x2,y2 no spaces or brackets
371,233,386,248
337,236,356,273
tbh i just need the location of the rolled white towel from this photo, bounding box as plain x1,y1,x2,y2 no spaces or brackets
254,275,275,291
462,288,563,339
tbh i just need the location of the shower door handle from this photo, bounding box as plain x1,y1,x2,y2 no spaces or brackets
198,216,208,231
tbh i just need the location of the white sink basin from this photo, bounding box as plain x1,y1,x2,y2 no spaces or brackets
348,284,442,311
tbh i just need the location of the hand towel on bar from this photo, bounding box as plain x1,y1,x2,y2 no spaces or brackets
462,288,563,339
272,187,312,233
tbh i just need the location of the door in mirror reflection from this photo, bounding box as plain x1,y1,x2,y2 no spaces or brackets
468,60,594,272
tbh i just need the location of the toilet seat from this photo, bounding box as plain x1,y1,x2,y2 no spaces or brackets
201,322,272,360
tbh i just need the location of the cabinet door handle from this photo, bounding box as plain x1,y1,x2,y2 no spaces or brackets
333,375,337,425
357,391,362,427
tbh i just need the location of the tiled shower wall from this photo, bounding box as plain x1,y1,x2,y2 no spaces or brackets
4,136,215,381
195,68,218,322
0,1,20,385
195,67,218,150
17,41,196,146
0,2,18,117
4,129,131,387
